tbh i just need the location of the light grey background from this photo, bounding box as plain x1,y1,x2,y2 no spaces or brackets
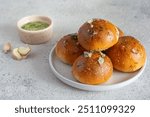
0,0,150,99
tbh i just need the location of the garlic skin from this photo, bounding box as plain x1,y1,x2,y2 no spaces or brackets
3,42,11,53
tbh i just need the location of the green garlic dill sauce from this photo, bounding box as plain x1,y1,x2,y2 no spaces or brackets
21,21,49,31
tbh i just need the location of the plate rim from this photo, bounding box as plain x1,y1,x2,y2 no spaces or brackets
49,45,146,91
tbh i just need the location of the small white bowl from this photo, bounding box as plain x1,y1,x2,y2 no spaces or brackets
17,15,53,45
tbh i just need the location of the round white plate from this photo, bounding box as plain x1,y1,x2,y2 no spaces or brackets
49,45,146,91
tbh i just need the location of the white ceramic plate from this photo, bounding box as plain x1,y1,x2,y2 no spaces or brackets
49,45,146,91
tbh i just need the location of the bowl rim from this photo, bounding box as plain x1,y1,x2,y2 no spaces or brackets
17,15,53,33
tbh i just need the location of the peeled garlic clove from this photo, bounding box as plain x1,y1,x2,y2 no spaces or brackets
22,55,28,59
3,42,11,53
18,46,31,56
12,48,22,60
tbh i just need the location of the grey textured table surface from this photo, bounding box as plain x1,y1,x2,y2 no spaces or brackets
0,0,150,100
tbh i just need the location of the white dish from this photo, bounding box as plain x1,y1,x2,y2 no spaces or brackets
49,45,146,91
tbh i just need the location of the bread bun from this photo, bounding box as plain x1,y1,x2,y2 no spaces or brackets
117,27,124,37
78,18,119,51
55,33,85,65
72,51,113,85
106,36,146,72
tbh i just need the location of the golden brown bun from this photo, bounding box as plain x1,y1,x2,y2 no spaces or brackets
78,18,119,51
72,51,113,85
106,36,146,72
117,27,124,37
55,33,85,65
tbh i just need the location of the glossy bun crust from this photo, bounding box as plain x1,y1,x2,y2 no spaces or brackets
78,19,119,51
106,36,146,72
117,27,124,37
72,51,113,85
55,33,85,65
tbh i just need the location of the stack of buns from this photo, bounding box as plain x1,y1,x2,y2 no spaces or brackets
55,18,146,85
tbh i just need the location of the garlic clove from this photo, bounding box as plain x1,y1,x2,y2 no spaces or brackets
18,46,31,56
3,42,11,53
22,55,28,59
12,48,22,60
